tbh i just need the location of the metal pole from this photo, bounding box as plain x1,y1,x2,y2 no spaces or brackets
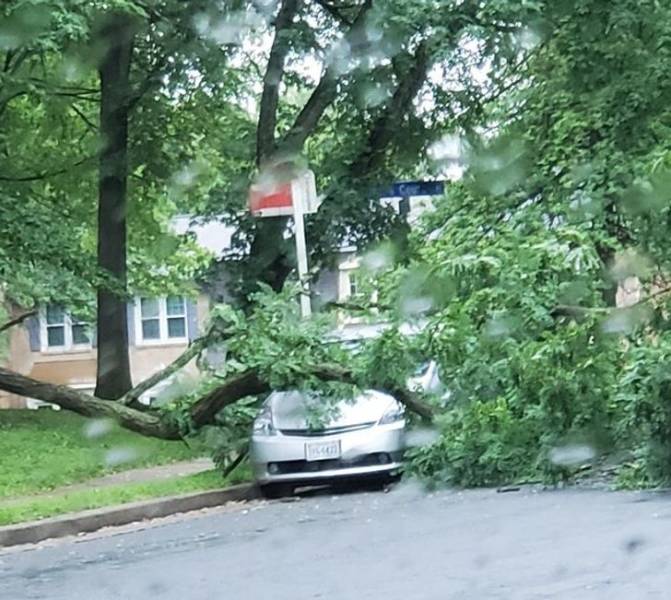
399,195,410,218
293,195,312,318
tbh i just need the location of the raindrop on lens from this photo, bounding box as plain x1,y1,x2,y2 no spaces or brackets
105,447,140,467
548,444,595,467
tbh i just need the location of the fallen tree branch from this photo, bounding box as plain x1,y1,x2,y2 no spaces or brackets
388,388,436,421
120,336,209,406
552,285,671,318
0,310,37,334
190,370,269,428
222,446,249,480
307,363,436,420
0,367,180,439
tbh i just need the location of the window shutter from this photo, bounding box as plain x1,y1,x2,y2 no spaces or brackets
186,299,199,341
26,315,41,352
127,300,136,346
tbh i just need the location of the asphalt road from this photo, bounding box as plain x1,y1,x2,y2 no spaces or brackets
2,484,671,600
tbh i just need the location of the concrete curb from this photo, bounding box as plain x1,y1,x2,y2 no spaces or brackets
0,484,258,548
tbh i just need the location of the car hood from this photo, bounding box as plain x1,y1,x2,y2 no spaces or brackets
268,390,395,431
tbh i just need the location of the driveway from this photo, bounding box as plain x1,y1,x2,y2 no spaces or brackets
2,485,670,599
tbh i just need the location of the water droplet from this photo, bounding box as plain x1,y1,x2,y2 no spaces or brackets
568,162,593,184
172,164,200,189
610,250,652,282
59,56,88,82
83,419,114,439
358,81,393,108
514,26,542,50
362,243,394,273
193,10,262,46
468,136,528,197
428,134,464,164
548,444,595,467
601,306,650,335
568,190,601,219
0,6,50,50
254,155,307,194
484,314,519,339
405,428,440,448
105,447,140,467
400,295,433,317
325,39,353,76
622,171,671,215
397,266,453,317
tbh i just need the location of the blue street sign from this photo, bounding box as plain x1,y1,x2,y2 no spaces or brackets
379,180,445,198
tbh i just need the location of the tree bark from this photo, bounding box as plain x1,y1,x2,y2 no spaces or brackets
190,370,269,428
279,0,373,154
243,0,377,297
95,13,134,400
120,336,210,406
256,0,301,165
0,309,37,333
348,40,430,179
245,0,304,298
0,367,180,439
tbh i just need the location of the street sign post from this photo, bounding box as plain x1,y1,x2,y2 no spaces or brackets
249,169,318,318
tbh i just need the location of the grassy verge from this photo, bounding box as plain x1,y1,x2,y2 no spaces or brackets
0,465,252,526
0,410,206,499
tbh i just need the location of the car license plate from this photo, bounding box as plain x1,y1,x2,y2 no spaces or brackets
305,440,341,461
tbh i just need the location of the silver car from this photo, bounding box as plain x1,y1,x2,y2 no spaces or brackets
251,389,406,497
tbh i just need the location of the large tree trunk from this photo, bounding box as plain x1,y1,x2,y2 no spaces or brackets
95,13,134,399
0,367,179,439
239,1,377,301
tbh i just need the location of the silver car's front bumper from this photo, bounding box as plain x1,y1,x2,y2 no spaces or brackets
251,421,405,484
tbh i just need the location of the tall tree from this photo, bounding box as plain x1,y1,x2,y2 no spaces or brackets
94,12,135,398
220,0,525,299
0,0,536,445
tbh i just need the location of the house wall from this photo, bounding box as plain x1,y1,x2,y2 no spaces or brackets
0,294,210,409
0,317,35,408
312,268,339,309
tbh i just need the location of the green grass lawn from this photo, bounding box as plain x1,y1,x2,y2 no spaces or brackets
0,409,206,499
0,466,251,526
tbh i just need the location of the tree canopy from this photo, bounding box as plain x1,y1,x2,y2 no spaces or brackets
2,0,671,487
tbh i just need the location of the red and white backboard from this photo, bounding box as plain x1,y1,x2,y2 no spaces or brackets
249,169,318,218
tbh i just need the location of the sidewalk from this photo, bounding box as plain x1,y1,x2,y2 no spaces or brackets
0,458,215,509
0,483,256,547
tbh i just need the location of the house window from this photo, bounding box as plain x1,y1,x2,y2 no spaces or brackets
166,296,187,338
42,305,92,351
349,271,360,297
136,296,188,344
45,305,66,347
140,298,161,340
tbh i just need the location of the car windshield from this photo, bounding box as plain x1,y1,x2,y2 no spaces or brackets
1,1,667,598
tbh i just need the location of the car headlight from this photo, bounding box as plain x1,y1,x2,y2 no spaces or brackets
252,407,277,436
378,403,405,425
